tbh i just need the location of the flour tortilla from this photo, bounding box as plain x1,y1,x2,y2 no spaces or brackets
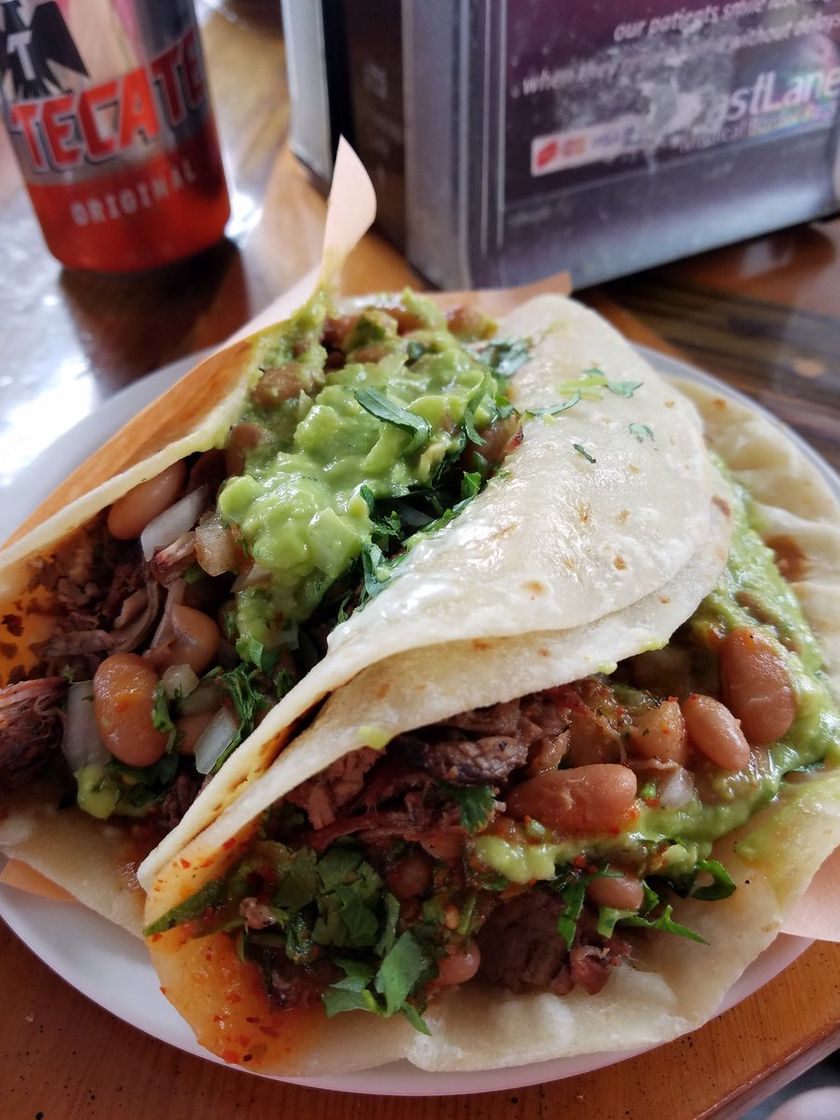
0,293,716,930
144,382,840,1075
140,294,717,886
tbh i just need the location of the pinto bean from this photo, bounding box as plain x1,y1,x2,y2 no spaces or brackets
420,832,463,861
628,700,688,764
445,305,493,340
719,628,796,744
386,851,434,900
250,362,302,408
565,710,622,767
176,710,217,756
506,765,638,833
434,941,482,988
225,422,266,477
153,605,220,676
682,694,750,771
107,461,186,540
586,872,644,912
93,653,167,767
322,314,358,350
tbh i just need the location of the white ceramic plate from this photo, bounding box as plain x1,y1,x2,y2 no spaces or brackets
0,345,834,1096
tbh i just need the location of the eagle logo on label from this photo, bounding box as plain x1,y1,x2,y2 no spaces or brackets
0,0,87,101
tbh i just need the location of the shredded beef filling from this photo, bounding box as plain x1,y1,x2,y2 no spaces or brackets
476,892,631,996
0,677,69,790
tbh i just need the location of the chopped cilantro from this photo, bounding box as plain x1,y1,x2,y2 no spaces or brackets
460,471,482,500
639,779,657,802
355,387,432,455
462,397,485,446
376,892,401,956
144,876,228,936
629,423,655,443
667,857,736,902
439,782,496,834
526,390,582,418
360,541,392,604
151,683,178,749
473,338,531,378
406,339,426,363
596,879,708,943
573,442,596,464
597,903,707,943
375,931,432,1015
555,880,586,951
606,380,643,398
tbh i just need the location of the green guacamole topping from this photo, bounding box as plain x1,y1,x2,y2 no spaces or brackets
217,290,512,660
474,479,840,884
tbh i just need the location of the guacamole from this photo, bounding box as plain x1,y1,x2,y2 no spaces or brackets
217,291,514,662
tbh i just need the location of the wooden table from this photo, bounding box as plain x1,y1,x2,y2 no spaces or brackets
2,4,840,1118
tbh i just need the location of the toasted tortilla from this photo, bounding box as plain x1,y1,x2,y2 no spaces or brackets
144,381,840,1075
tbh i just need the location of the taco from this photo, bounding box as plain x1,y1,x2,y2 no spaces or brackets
0,288,714,934
140,299,840,1076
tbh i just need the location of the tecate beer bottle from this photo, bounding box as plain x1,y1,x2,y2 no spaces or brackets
0,0,230,271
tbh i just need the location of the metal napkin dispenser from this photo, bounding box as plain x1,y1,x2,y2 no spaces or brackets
282,0,840,289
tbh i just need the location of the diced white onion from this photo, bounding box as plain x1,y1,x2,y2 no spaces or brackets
61,682,111,772
140,485,208,561
194,706,240,775
161,664,199,700
194,516,239,577
658,765,695,809
150,579,185,650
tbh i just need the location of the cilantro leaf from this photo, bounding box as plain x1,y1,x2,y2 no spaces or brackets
460,471,482,500
400,1002,432,1036
376,892,401,956
331,959,377,992
273,848,319,910
473,338,531,378
323,987,381,1017
669,857,736,902
316,847,365,891
439,782,496,833
690,858,736,901
355,387,431,455
360,541,392,604
555,881,586,951
573,442,596,464
406,339,426,363
151,683,178,748
596,878,709,943
333,885,380,947
629,423,654,443
606,380,643,398
285,912,316,963
526,390,581,418
603,904,707,944
143,876,228,936
462,397,485,446
375,931,432,1015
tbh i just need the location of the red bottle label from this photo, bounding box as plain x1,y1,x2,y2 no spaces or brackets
0,0,230,270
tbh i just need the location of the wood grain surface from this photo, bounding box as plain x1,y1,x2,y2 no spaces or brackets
1,4,840,1118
